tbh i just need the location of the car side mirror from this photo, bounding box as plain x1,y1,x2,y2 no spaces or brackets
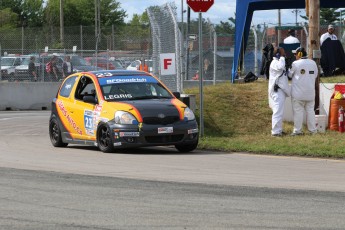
83,95,97,104
173,92,180,98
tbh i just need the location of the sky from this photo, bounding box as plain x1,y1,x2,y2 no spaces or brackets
117,0,308,26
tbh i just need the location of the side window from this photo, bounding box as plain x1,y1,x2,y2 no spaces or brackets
14,58,21,66
59,76,77,98
75,76,97,102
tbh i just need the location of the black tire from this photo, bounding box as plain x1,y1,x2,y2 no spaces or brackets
49,117,68,147
175,140,198,153
97,124,115,153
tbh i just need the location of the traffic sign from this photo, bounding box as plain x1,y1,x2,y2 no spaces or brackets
187,0,214,13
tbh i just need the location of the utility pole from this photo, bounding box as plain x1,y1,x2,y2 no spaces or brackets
60,0,64,47
307,0,319,59
307,0,320,113
277,9,281,45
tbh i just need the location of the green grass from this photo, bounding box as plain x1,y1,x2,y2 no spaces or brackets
185,76,345,158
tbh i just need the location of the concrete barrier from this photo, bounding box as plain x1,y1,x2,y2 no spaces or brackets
0,82,60,110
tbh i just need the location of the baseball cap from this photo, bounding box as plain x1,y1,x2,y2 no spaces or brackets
292,47,300,54
328,24,334,29
292,47,307,56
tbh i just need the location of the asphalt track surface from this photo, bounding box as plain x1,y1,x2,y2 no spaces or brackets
1,111,345,229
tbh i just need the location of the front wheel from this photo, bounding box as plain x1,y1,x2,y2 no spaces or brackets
97,124,115,153
49,117,68,147
175,141,198,153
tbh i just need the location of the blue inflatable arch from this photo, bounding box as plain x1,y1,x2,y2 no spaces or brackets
232,0,345,82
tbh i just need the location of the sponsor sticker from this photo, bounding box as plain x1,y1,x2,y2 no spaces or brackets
104,94,133,100
98,76,158,85
158,127,173,134
120,132,140,137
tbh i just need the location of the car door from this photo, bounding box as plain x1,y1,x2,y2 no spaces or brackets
69,75,100,141
56,75,80,137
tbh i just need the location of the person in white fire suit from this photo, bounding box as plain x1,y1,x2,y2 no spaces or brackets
288,47,318,136
269,47,291,137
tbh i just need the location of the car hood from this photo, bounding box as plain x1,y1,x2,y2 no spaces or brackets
111,99,183,123
15,65,28,70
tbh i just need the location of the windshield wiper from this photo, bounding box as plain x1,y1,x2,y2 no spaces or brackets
131,96,171,100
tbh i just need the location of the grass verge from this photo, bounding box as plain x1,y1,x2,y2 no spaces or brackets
185,76,345,158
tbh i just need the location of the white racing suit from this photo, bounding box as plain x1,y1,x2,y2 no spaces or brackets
269,57,291,135
288,58,318,134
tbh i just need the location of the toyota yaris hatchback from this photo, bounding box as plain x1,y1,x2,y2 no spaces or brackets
49,70,199,153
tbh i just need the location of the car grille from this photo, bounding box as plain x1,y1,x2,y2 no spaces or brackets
145,134,184,143
143,116,180,125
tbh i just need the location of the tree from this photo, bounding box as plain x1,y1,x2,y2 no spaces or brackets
126,11,151,46
21,0,44,27
43,0,126,27
0,8,18,28
215,20,234,34
320,8,340,25
0,0,21,14
214,13,235,34
300,8,340,25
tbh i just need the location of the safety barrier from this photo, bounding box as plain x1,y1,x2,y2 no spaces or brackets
0,82,60,110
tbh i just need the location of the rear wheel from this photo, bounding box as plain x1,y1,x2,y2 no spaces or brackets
175,140,198,153
97,124,115,153
49,117,68,147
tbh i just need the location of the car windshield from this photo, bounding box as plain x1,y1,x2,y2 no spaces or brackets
1,58,15,66
71,56,90,66
98,76,173,101
20,58,30,65
20,57,40,65
112,60,124,69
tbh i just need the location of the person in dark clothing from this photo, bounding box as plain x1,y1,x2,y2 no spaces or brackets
49,55,60,82
320,38,345,76
28,56,38,82
62,56,73,78
260,43,274,79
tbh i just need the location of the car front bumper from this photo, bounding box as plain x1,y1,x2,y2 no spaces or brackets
108,120,199,148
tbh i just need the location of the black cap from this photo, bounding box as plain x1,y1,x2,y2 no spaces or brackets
288,29,295,36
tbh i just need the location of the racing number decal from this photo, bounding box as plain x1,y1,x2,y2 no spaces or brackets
84,110,94,135
85,116,93,129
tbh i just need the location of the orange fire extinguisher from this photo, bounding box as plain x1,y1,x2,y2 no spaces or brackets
339,106,344,133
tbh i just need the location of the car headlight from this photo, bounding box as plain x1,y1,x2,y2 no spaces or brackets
115,111,138,125
184,107,195,121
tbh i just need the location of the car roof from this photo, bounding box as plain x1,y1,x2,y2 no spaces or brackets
90,70,151,78
1,56,20,59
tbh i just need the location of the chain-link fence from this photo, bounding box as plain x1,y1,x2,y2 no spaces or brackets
148,2,182,92
0,24,152,82
243,22,345,79
1,2,344,88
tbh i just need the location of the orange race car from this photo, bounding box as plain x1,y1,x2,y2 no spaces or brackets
49,70,199,153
